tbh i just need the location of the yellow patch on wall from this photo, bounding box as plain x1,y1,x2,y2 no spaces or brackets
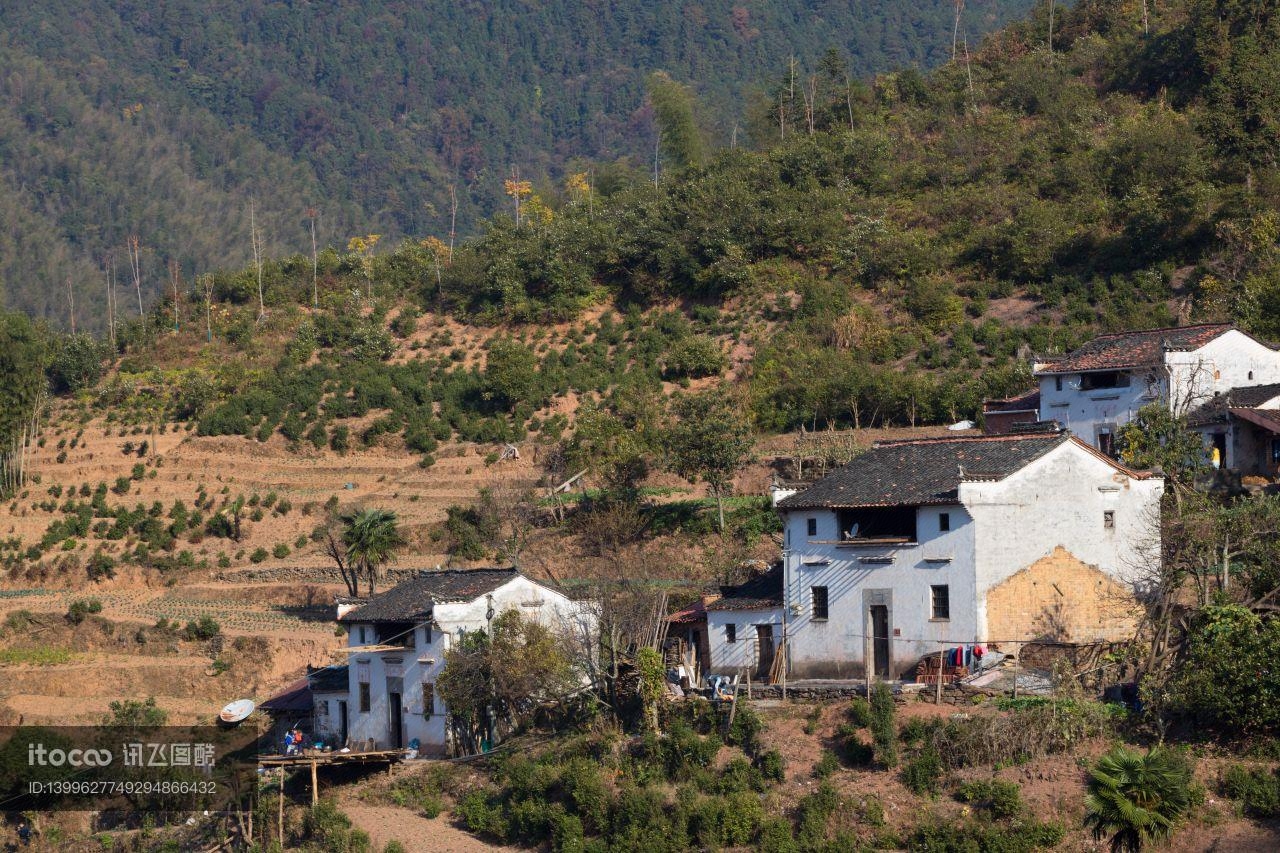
986,546,1139,643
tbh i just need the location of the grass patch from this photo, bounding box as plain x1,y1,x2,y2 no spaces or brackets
0,646,73,665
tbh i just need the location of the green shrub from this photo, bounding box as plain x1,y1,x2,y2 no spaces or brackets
183,616,221,641
757,748,785,782
550,810,585,853
383,842,407,853
1220,765,1280,817
726,704,763,754
803,705,822,735
330,425,351,453
908,818,1063,852
794,781,839,849
87,551,116,581
304,800,372,853
900,744,944,795
273,543,290,559
813,751,840,779
869,683,897,768
846,697,871,728
66,597,103,624
250,547,269,563
758,817,798,853
956,778,1024,819
663,335,726,379
561,758,609,834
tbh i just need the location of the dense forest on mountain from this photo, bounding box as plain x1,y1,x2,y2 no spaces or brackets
3,0,1280,448
0,0,1032,327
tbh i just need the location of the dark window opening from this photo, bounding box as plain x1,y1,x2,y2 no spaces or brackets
423,682,435,718
930,585,950,620
358,682,371,713
725,623,737,643
806,517,817,537
1080,371,1131,391
812,586,829,620
1097,431,1116,457
1054,376,1063,392
837,507,917,542
376,622,416,649
1104,510,1115,530
939,512,951,532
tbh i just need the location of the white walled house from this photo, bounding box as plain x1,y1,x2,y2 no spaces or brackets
309,665,351,746
335,568,594,756
740,431,1166,681
1035,324,1280,456
1186,384,1280,478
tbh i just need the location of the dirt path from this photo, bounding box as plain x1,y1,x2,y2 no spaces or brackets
339,802,515,853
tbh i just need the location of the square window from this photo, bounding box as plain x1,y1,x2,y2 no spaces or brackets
726,623,737,643
358,682,371,713
939,512,950,532
806,517,817,537
930,585,950,620
1104,510,1115,530
811,586,829,620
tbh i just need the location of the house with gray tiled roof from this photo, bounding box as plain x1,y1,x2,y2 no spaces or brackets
333,568,594,756
1034,324,1280,457
722,430,1164,681
1186,383,1280,479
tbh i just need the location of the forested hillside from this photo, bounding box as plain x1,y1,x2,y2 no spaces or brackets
0,0,1032,328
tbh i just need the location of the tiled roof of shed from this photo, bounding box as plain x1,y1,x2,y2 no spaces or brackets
776,433,1071,510
340,568,520,623
983,389,1040,413
308,665,349,693
1186,383,1280,427
1035,324,1233,375
706,564,783,611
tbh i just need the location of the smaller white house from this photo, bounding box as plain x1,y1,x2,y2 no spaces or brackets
1186,383,1280,478
1035,324,1280,455
704,431,1163,682
309,665,351,746
335,568,594,756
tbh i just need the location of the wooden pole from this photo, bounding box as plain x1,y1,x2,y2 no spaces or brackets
310,759,318,805
277,769,284,846
935,648,944,704
1012,643,1020,700
864,613,872,697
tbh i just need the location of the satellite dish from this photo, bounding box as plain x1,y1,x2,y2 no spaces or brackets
219,699,255,725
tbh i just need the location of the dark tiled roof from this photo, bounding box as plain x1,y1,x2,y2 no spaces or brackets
309,665,349,693
1232,407,1280,434
776,433,1071,510
1035,324,1235,375
1229,383,1280,408
340,568,520,623
260,677,311,713
707,564,783,611
983,389,1040,413
1187,384,1280,427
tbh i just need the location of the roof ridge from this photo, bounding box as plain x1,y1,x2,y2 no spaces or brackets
1088,322,1232,341
873,432,1064,448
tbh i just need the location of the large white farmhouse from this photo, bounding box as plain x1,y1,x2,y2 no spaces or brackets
333,568,593,756
1034,323,1280,456
706,431,1163,681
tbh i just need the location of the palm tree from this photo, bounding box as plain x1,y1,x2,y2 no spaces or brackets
341,508,405,596
1084,746,1193,853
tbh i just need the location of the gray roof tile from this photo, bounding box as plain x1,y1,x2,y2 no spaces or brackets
340,568,520,623
777,433,1071,510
